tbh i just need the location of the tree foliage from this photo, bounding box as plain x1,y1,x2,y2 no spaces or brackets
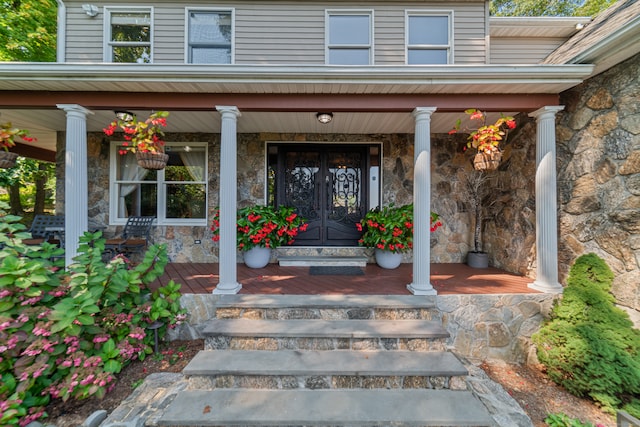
0,0,57,62
490,0,617,17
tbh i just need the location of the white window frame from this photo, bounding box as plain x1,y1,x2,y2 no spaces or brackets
103,6,154,63
325,9,374,65
405,10,454,65
184,7,235,64
109,141,208,226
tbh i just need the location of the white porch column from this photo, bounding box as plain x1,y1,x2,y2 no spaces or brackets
407,107,437,296
529,106,564,293
213,106,242,294
57,104,92,267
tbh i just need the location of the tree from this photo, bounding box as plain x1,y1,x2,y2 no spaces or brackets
0,0,57,62
0,157,55,215
490,0,617,17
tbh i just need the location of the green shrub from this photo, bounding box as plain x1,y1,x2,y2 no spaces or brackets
544,412,599,427
0,204,187,425
532,253,640,415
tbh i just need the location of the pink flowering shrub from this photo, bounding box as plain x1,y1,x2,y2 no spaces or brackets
0,205,186,425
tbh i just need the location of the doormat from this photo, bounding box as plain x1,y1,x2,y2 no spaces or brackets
309,266,365,276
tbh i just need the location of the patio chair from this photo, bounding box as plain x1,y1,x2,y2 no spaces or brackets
23,214,65,246
104,216,156,257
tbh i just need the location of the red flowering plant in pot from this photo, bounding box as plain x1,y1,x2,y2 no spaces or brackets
356,203,442,269
103,111,170,169
0,122,36,168
211,204,308,268
449,109,516,171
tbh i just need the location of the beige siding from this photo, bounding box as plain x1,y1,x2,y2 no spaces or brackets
64,0,489,65
490,38,567,64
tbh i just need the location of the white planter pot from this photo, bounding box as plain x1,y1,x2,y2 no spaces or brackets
375,249,402,269
467,251,489,269
243,246,271,268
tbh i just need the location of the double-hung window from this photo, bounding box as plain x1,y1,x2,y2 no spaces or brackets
326,11,373,65
406,12,452,64
186,9,233,64
105,7,153,63
110,143,208,225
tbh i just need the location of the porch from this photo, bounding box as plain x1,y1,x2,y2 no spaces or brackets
152,262,538,295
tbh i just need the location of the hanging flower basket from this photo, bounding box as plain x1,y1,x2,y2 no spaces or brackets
473,151,502,171
135,151,169,170
0,151,18,169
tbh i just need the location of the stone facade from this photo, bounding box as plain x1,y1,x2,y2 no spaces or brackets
556,53,640,311
64,130,538,270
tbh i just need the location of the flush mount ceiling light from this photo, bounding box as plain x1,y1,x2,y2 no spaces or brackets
316,112,333,124
114,110,134,121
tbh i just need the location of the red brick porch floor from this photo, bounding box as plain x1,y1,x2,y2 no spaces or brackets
152,263,538,295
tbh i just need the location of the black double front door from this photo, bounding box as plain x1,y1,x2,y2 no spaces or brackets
269,144,375,246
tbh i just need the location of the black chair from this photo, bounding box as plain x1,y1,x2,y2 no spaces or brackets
24,214,65,246
104,216,156,257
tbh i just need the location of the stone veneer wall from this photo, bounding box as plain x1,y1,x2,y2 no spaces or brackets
171,293,556,364
57,127,540,275
555,53,640,311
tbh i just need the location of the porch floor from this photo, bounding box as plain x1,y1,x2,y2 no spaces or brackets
152,263,539,295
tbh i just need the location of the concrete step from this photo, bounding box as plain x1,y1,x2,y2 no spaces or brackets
157,389,495,426
214,294,439,321
184,350,469,391
278,255,368,267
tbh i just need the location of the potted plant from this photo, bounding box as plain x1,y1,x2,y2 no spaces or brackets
458,169,495,268
356,203,442,269
103,111,170,170
0,122,36,168
449,109,516,171
211,204,308,268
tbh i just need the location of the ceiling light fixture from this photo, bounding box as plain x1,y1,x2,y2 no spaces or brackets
114,110,134,121
316,112,333,124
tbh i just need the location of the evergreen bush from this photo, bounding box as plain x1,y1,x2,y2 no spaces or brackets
532,253,640,416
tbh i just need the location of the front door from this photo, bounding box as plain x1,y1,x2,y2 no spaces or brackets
269,144,377,246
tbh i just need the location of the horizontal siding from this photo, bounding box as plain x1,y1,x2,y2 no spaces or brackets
64,0,490,65
490,38,566,64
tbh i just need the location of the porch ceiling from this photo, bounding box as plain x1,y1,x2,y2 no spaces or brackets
0,62,594,154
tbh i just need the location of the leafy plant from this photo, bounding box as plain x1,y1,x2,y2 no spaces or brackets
356,203,442,253
532,253,640,415
449,108,516,155
0,123,36,151
103,111,169,154
211,205,308,251
0,204,187,425
544,412,603,427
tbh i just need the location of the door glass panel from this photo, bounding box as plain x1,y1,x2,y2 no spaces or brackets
284,151,321,223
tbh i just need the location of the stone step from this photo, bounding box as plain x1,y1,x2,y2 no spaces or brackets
214,294,439,321
278,255,368,267
204,318,449,351
184,350,469,391
157,389,495,426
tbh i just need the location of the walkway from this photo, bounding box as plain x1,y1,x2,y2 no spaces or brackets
152,263,538,295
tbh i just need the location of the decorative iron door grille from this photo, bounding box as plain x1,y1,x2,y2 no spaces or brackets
272,144,370,246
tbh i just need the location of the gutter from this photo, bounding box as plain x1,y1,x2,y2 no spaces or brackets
56,0,66,63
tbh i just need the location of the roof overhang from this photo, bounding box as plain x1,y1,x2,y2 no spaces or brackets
0,63,594,96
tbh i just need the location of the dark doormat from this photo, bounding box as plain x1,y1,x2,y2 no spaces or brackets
309,266,365,276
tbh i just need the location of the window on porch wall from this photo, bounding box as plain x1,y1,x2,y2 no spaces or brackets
326,11,373,65
186,9,233,64
109,143,208,225
105,7,153,63
405,11,452,65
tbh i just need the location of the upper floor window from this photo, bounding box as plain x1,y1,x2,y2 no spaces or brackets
105,7,152,63
326,11,373,65
186,9,233,64
110,142,208,226
406,12,452,64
